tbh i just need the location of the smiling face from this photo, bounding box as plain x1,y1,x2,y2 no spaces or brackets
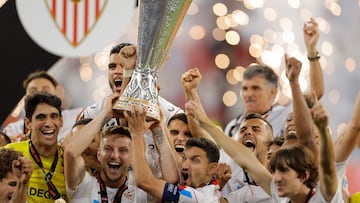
180,146,216,188
98,134,131,188
0,172,17,203
283,112,321,147
239,117,273,165
241,76,276,114
108,53,124,93
25,103,63,149
284,113,296,139
168,119,192,154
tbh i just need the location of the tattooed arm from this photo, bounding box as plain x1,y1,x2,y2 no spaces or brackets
151,110,180,184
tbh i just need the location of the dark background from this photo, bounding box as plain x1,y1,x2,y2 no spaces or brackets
0,1,60,124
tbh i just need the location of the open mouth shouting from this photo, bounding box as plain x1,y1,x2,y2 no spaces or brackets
113,78,123,93
108,162,121,173
175,145,185,153
7,193,14,202
244,140,256,152
180,170,190,186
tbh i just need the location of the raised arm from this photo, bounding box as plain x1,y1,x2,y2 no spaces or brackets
311,98,338,201
150,109,180,184
11,157,33,203
119,45,137,95
181,68,216,142
335,90,360,162
125,105,166,200
64,93,119,189
304,18,324,99
285,55,318,157
185,89,273,195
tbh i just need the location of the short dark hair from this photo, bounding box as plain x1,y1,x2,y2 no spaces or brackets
185,137,219,163
23,70,58,89
0,148,23,180
0,131,11,145
244,65,278,89
110,43,133,56
168,113,188,126
243,113,274,138
25,92,62,120
269,145,318,189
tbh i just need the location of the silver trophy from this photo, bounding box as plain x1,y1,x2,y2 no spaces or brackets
113,0,192,121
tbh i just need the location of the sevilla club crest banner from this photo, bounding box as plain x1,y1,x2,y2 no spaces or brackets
16,0,135,57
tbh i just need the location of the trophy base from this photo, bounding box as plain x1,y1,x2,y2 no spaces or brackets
113,96,160,121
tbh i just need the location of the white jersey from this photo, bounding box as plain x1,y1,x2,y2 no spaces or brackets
270,181,344,203
224,103,293,139
162,183,222,203
219,149,245,195
225,185,273,203
67,172,147,203
77,95,183,178
220,149,273,203
336,160,349,199
2,107,83,144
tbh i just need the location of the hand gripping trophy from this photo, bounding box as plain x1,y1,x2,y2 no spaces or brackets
113,0,192,121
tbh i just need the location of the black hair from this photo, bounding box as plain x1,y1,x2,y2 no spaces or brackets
186,137,219,163
243,112,274,138
25,92,62,120
168,113,188,126
110,43,133,56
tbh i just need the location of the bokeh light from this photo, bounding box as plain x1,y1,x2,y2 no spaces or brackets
79,64,93,82
345,57,356,72
189,25,206,40
225,30,240,45
223,91,237,106
213,3,228,16
215,54,230,69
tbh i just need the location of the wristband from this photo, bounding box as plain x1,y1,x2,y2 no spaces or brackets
123,69,134,78
307,52,320,61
